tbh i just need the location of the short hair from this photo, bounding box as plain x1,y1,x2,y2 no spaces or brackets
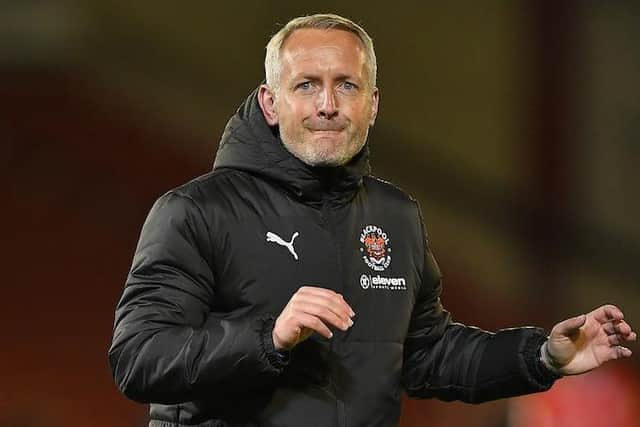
264,13,377,92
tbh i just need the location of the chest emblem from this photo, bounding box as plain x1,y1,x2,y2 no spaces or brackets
359,225,391,271
266,231,300,260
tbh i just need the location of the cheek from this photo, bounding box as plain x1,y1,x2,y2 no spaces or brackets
278,112,301,134
348,104,372,128
278,96,312,118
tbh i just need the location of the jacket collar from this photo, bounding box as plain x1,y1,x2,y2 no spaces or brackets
212,86,370,205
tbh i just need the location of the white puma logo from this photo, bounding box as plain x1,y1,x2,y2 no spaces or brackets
266,231,300,260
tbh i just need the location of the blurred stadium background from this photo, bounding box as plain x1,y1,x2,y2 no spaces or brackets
2,2,638,426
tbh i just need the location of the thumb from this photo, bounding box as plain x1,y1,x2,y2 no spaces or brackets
553,314,587,337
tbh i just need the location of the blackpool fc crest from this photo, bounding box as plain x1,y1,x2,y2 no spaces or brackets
359,225,391,271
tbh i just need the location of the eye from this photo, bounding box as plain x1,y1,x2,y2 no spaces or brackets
341,81,358,91
296,81,313,91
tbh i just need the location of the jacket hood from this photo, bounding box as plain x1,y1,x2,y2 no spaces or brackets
212,86,371,205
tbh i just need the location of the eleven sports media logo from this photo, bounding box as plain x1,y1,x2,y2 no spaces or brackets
359,224,407,291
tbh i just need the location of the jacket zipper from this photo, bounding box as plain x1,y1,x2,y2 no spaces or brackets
322,198,346,427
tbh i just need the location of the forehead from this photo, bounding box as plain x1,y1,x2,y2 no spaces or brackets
280,28,366,77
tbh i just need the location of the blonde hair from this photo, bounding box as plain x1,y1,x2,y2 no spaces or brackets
265,13,377,92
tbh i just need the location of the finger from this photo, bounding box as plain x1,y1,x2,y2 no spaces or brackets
613,321,636,340
608,329,637,346
608,334,622,346
610,346,633,360
602,322,616,335
602,320,630,336
552,314,586,337
293,293,353,327
591,304,624,323
297,312,334,339
300,287,355,316
298,287,355,317
293,301,352,331
296,291,353,319
614,320,633,336
617,330,637,342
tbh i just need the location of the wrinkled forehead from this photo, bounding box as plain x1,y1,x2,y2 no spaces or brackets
279,28,367,76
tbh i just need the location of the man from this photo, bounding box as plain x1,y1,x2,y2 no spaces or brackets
108,14,636,427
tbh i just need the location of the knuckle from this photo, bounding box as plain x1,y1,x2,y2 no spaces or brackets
289,307,303,320
324,289,336,297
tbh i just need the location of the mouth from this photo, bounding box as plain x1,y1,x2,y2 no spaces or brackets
308,124,347,136
305,121,347,133
308,130,344,143
310,129,343,134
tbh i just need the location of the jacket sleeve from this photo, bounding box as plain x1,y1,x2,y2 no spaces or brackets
401,211,559,403
108,191,286,404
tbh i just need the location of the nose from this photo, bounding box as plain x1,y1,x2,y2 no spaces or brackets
317,87,338,120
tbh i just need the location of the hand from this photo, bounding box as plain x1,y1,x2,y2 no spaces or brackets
272,286,355,351
546,304,637,376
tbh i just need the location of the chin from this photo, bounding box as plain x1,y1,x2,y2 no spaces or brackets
308,158,343,167
282,135,363,167
308,149,357,167
290,149,341,167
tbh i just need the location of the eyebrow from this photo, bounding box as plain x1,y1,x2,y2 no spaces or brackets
291,72,360,82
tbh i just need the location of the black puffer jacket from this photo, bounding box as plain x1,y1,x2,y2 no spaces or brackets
108,88,557,427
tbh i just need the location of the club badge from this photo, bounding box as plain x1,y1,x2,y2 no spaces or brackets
359,225,391,271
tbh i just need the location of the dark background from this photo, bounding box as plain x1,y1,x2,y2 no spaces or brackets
2,2,639,426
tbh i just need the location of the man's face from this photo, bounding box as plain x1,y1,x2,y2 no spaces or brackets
262,28,379,167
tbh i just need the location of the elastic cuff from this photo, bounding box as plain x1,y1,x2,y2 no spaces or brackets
260,316,290,372
524,332,562,386
540,340,564,377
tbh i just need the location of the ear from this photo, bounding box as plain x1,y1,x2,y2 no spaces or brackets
369,87,380,126
258,84,279,126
